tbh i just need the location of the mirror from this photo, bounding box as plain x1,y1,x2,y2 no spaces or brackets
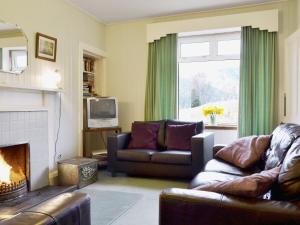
0,21,28,74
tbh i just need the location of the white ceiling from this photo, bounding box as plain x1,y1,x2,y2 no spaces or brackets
68,0,277,24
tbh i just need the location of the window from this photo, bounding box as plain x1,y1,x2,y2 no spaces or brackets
178,31,241,125
9,50,27,73
181,42,210,57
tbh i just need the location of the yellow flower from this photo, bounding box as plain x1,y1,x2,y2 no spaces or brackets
202,106,224,116
216,107,224,115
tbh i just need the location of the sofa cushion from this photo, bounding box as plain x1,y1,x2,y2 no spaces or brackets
276,138,300,200
151,151,192,165
134,120,166,149
216,135,271,169
189,171,241,189
265,123,300,170
166,120,204,133
165,120,203,147
166,124,196,150
195,167,280,198
117,149,156,162
204,159,260,176
128,122,160,149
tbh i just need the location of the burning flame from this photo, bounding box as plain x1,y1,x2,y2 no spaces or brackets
0,151,12,184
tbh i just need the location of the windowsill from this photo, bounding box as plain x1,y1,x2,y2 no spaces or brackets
205,124,237,130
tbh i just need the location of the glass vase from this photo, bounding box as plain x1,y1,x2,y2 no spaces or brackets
209,114,216,125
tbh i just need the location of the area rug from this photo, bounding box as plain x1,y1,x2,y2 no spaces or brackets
78,189,142,225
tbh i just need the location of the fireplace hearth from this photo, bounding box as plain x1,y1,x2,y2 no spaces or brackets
0,143,29,202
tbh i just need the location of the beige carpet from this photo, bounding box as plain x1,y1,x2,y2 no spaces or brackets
84,170,188,225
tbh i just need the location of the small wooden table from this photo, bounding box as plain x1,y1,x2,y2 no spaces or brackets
58,157,98,188
82,126,122,157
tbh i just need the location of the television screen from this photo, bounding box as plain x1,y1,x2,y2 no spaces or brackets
90,99,116,119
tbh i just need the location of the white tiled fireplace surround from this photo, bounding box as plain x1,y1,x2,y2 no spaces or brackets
0,110,49,191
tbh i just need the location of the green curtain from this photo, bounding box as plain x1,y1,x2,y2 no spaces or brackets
144,34,177,121
239,26,277,137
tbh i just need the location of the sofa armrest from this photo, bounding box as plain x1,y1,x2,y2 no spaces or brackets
107,132,131,172
0,212,54,225
159,188,300,225
191,132,214,175
0,192,91,225
212,144,226,157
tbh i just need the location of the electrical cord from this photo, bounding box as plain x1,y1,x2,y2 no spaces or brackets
54,92,62,163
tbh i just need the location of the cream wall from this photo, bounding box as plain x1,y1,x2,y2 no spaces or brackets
0,36,27,48
106,1,298,143
298,0,300,27
0,0,105,172
106,21,148,131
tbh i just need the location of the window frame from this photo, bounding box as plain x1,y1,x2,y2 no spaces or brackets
178,31,241,63
177,31,241,126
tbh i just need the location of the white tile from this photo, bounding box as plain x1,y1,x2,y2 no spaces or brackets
0,111,49,190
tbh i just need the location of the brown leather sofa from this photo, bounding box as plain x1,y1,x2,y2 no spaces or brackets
159,123,300,225
107,120,214,178
0,192,90,225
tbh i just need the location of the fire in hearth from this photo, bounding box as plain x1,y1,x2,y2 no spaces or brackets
0,150,26,186
0,144,29,201
0,151,12,183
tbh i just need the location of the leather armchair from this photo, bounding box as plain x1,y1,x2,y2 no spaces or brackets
159,123,300,225
160,188,300,225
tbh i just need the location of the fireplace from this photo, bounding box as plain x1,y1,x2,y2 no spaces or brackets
0,143,29,201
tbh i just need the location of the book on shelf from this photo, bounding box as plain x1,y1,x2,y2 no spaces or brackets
83,58,95,73
83,82,93,86
83,75,94,82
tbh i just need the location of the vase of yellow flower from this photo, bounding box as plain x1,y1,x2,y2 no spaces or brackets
202,106,224,125
209,113,216,125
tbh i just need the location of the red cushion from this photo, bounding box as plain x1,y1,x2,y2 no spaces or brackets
166,124,196,150
216,135,272,169
195,166,280,198
128,122,160,150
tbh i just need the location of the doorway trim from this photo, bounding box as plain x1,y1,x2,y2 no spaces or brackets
78,42,107,156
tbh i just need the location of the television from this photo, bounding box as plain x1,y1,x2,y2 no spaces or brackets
86,97,118,128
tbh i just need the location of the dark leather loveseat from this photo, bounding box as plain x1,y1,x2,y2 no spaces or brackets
107,120,214,178
159,123,300,225
0,192,90,225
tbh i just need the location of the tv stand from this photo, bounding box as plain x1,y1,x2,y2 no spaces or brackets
82,126,122,159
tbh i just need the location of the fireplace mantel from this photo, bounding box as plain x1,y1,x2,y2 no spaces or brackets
0,106,48,112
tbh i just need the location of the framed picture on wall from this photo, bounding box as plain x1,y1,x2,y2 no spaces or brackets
35,32,57,62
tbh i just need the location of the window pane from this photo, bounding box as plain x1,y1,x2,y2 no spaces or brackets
11,50,27,71
218,40,240,56
180,42,209,57
178,60,240,125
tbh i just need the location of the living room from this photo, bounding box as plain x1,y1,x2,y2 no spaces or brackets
0,0,300,224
